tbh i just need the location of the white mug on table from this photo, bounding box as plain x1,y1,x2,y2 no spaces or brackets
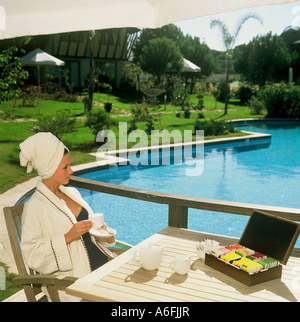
170,255,191,275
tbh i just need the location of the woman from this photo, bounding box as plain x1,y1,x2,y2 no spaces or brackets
20,132,117,283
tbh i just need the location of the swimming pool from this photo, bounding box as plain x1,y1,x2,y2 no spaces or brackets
77,120,300,247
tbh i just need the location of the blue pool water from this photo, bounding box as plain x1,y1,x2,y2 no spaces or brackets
77,121,300,247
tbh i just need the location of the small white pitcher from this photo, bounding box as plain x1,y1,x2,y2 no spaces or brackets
134,242,164,271
170,255,191,275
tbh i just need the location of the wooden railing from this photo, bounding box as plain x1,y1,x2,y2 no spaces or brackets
69,175,300,228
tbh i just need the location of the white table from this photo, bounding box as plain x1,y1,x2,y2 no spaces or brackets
66,226,300,302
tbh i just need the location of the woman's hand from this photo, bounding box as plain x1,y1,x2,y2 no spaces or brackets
64,220,94,244
102,223,115,243
96,223,116,245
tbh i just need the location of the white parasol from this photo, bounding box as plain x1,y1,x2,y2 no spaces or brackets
19,48,65,85
19,48,65,67
183,58,201,73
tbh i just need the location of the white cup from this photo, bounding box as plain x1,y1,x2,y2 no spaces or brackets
170,255,191,275
89,213,104,228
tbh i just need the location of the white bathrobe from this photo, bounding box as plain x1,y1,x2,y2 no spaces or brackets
21,180,96,278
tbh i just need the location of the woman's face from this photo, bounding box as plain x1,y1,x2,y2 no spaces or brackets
51,153,73,185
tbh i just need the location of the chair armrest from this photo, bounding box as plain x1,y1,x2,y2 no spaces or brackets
14,274,77,290
107,246,128,256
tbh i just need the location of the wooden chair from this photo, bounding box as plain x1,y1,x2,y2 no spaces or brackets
3,204,77,302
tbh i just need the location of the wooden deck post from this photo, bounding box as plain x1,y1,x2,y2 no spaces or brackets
168,205,188,228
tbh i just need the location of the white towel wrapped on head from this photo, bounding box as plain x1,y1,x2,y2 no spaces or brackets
19,132,68,179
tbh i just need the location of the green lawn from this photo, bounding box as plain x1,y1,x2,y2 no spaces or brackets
0,93,266,194
0,99,85,119
0,261,22,302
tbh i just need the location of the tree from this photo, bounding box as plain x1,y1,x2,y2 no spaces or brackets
133,24,185,64
122,63,142,91
234,32,293,87
210,13,263,115
86,30,96,114
180,35,217,92
0,47,28,111
139,37,183,86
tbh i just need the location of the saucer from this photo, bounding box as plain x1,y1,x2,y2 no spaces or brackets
89,226,117,237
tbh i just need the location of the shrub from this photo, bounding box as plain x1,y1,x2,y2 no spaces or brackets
145,116,155,135
20,85,40,107
258,83,300,118
196,90,204,110
53,88,78,102
194,119,236,136
129,102,156,134
104,102,113,113
236,86,255,104
172,85,190,109
128,121,137,133
183,108,191,119
85,109,116,137
41,88,78,102
32,110,76,140
248,96,265,115
130,103,149,122
216,80,231,103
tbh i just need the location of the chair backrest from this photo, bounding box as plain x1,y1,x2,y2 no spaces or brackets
3,204,42,301
3,205,27,275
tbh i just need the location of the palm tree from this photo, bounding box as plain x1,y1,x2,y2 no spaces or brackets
86,30,96,114
210,14,263,115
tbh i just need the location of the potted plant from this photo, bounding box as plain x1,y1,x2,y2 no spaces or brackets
103,83,113,113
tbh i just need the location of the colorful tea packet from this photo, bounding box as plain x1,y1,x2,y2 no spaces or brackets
221,252,241,263
251,253,267,260
211,242,280,275
225,244,244,251
257,258,279,269
240,260,263,273
233,257,252,268
210,247,231,258
244,247,255,255
235,248,254,257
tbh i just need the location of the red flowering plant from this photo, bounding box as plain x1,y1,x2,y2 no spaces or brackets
172,85,190,109
20,85,41,107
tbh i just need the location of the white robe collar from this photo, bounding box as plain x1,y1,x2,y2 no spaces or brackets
35,180,95,222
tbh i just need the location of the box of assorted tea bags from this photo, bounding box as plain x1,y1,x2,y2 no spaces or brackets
205,210,300,286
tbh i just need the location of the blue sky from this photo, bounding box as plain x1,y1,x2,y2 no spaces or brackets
174,0,300,51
